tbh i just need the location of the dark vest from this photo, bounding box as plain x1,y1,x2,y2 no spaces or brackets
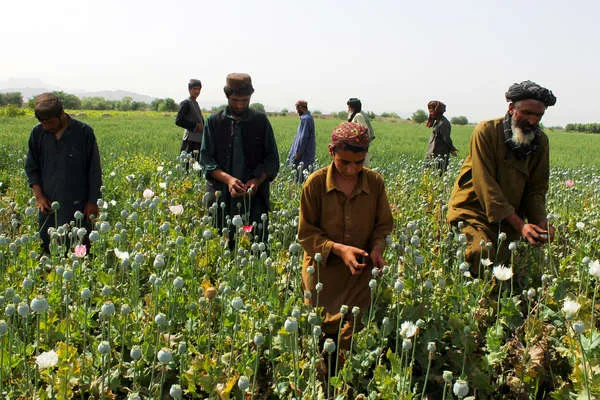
209,108,271,205
212,108,267,174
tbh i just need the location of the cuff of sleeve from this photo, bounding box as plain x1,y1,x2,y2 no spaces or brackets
488,206,515,224
252,164,266,180
370,237,386,253
319,240,335,267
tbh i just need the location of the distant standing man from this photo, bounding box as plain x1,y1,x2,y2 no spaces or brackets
201,73,279,244
425,100,457,174
176,79,204,162
347,98,375,166
287,100,316,182
25,93,102,253
447,81,557,266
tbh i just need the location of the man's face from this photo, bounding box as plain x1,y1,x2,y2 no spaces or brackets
428,106,435,118
509,99,546,133
39,116,63,133
189,86,201,99
296,104,305,115
227,94,251,116
329,147,366,178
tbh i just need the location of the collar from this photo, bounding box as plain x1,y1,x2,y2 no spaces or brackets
225,106,251,121
325,161,370,195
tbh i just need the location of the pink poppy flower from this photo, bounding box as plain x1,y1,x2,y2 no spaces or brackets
565,179,575,187
243,225,253,233
74,244,87,258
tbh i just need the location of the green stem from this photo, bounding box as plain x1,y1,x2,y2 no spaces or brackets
420,356,432,400
577,335,592,400
591,285,598,331
495,281,503,327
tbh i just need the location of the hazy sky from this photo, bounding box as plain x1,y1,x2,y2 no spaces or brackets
2,0,598,126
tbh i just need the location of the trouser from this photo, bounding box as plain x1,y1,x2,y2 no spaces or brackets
205,182,270,248
38,200,91,254
454,218,519,273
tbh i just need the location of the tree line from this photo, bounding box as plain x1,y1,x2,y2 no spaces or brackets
0,91,179,112
565,123,600,134
3,90,476,124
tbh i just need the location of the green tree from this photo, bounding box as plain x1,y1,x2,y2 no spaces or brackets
450,116,469,125
81,96,111,110
52,91,81,109
336,111,348,119
281,108,289,116
0,92,23,106
118,96,133,111
250,103,265,113
158,98,177,112
411,109,428,124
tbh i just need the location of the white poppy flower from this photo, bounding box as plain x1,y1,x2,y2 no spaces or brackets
563,298,581,316
36,350,59,369
589,260,600,279
400,321,417,338
492,265,513,281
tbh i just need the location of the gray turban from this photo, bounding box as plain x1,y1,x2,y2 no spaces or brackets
505,80,556,107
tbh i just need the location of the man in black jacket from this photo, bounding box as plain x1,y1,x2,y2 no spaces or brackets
176,79,204,163
200,73,279,245
25,93,102,253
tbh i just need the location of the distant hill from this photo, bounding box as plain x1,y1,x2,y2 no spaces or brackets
0,78,156,103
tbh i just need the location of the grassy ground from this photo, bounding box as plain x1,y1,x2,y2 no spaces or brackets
1,111,599,169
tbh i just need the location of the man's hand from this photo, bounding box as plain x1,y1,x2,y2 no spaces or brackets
370,246,385,270
35,193,51,214
521,223,550,246
227,178,247,198
195,122,204,133
451,149,458,157
32,185,51,214
333,243,369,275
245,177,263,195
84,203,99,222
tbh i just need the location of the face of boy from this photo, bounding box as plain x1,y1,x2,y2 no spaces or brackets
189,86,201,99
330,148,366,178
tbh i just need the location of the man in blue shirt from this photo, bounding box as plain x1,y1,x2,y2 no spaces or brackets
287,100,316,182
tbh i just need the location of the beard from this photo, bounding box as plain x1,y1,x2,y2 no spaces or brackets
510,117,536,145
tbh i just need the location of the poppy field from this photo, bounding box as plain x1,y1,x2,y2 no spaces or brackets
0,112,600,399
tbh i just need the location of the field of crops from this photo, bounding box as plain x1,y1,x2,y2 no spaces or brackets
0,111,599,399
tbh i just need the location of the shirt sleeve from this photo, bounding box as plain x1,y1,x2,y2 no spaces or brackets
298,176,336,266
200,116,220,180
470,123,514,223
438,120,456,151
251,117,280,181
175,100,196,131
25,128,42,188
86,126,103,203
523,138,549,224
369,175,394,251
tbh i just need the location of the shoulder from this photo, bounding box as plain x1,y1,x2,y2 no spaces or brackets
70,118,95,135
247,108,269,122
473,117,503,139
207,109,226,123
364,168,386,188
179,98,190,106
303,167,328,191
537,130,550,147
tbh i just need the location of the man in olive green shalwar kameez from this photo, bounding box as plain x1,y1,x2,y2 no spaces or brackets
447,80,557,267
